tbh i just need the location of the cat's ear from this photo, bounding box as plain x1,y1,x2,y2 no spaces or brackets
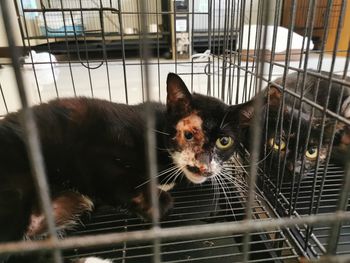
267,85,282,111
229,99,256,128
239,100,255,127
166,73,192,115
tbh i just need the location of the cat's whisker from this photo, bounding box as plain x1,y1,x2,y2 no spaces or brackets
153,129,170,136
157,147,170,152
157,165,180,176
216,175,235,218
135,165,180,189
219,110,230,129
211,176,219,214
219,172,264,200
220,169,249,187
160,167,183,186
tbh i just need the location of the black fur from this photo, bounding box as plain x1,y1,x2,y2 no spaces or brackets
244,70,350,181
0,73,252,262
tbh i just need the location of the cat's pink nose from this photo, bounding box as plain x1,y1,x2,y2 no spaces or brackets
199,166,213,177
199,166,208,173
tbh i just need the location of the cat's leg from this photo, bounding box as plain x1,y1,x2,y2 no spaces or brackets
26,191,94,238
0,188,32,243
0,187,34,263
130,186,173,220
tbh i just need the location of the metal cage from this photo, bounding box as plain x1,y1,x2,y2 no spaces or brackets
0,0,350,262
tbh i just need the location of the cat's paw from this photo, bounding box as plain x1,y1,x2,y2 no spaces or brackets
26,191,94,238
131,190,173,220
158,190,174,218
341,96,350,118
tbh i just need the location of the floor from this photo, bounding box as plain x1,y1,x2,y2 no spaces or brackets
0,52,349,116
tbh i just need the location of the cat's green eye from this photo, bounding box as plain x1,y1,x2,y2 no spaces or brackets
268,138,286,151
216,136,234,149
305,147,318,160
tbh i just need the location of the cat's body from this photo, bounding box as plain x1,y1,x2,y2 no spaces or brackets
0,73,252,262
251,70,350,181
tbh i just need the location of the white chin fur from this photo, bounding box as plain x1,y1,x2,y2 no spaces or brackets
83,257,113,263
183,168,207,184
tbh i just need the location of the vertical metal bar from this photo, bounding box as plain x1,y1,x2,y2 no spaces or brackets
136,0,145,101
117,0,129,104
220,0,229,101
0,81,8,114
98,0,112,101
262,0,281,191
235,0,246,104
242,1,270,262
207,0,212,96
325,43,350,255
0,1,62,262
174,0,178,74
138,1,161,263
229,0,240,104
216,0,221,98
270,0,297,208
78,0,94,97
311,0,349,253
227,0,235,104
242,0,254,103
284,0,316,218
211,0,216,97
156,0,161,100
13,0,26,48
18,0,43,102
40,7,59,97
190,0,194,93
58,0,77,96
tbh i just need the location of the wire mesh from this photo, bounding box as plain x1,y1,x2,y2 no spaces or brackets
0,0,350,262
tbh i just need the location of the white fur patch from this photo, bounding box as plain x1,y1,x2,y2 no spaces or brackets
171,151,206,184
83,257,113,263
171,151,221,184
158,183,176,191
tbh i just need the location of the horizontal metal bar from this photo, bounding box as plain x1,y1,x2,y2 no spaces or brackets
110,245,295,262
65,231,291,258
22,7,119,12
21,8,213,16
1,212,350,255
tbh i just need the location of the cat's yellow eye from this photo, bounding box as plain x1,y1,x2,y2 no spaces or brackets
305,147,318,160
268,138,286,151
216,136,234,149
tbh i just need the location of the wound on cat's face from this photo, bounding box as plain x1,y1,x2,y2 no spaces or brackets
165,73,251,184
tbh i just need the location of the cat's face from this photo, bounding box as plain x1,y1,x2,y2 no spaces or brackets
265,112,327,180
165,73,253,184
264,87,328,180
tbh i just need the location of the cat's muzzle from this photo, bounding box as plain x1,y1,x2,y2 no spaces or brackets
186,165,212,177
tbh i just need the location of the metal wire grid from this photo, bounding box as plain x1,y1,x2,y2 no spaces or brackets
0,0,350,263
61,175,299,262
259,163,350,258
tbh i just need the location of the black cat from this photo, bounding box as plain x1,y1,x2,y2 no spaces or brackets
0,73,253,262
258,70,350,181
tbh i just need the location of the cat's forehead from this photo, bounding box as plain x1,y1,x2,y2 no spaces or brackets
176,112,203,130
